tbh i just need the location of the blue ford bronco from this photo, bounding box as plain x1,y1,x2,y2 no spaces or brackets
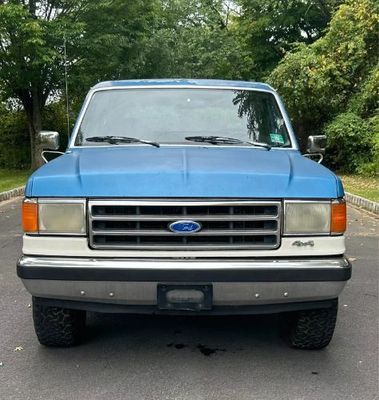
18,79,351,349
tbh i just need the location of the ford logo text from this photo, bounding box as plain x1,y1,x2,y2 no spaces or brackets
169,220,202,234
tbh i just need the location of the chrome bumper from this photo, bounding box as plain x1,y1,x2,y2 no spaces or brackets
18,256,351,310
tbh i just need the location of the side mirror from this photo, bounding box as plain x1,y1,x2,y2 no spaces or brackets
306,135,326,154
304,135,326,164
38,131,64,163
39,131,60,150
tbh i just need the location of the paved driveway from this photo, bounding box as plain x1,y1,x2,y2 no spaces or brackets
0,198,378,400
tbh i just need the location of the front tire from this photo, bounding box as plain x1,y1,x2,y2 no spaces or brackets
32,297,86,347
289,300,338,350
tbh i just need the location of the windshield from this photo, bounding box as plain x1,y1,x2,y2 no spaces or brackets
75,88,291,147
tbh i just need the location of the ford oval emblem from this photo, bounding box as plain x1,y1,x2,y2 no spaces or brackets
169,220,202,234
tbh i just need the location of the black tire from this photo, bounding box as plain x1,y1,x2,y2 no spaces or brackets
32,297,86,347
289,300,338,350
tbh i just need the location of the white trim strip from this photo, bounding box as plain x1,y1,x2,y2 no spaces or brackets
23,235,345,258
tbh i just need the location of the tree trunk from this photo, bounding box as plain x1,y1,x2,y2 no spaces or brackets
18,82,50,170
27,118,43,171
25,88,44,171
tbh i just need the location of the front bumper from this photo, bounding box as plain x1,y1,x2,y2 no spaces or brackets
18,256,351,314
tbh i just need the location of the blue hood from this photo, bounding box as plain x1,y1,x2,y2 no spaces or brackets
25,147,343,198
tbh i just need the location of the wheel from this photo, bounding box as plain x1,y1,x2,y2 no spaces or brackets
289,300,338,350
32,297,86,347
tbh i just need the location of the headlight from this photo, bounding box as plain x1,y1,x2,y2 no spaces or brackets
284,200,346,235
22,199,86,235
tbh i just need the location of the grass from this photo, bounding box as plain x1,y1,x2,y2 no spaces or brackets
339,174,379,203
0,169,30,193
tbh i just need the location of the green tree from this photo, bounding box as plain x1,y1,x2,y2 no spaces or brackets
67,0,158,102
138,0,250,80
236,0,342,79
0,0,156,169
0,2,82,169
269,0,378,153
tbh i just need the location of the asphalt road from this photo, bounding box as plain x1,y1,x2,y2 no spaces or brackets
0,198,378,400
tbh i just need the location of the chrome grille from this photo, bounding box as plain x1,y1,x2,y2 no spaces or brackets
88,200,281,250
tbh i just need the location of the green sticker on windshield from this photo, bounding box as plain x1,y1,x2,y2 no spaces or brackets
270,133,285,144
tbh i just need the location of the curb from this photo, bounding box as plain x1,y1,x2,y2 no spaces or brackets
0,186,25,203
345,191,379,215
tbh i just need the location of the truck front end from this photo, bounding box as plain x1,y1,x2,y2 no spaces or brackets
17,79,351,348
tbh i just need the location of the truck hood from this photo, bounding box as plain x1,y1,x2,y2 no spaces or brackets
26,146,343,198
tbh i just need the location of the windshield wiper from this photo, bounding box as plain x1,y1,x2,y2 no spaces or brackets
185,136,271,150
85,136,160,148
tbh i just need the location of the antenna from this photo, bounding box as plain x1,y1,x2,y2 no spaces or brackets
63,35,70,139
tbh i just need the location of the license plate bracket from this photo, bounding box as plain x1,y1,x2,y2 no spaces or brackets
157,284,213,311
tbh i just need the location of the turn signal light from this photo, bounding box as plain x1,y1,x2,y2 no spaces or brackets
331,200,346,234
22,200,38,233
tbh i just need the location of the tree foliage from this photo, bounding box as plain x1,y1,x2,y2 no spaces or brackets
0,0,156,168
269,0,378,148
0,1,83,168
237,0,342,79
325,112,375,173
137,1,249,80
0,0,377,175
0,104,29,169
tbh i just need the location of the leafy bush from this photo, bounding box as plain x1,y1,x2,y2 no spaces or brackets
269,0,378,150
348,65,379,118
356,116,379,176
0,107,30,169
325,112,377,174
0,102,68,169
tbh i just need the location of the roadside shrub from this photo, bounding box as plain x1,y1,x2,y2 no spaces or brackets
0,107,30,169
325,112,376,174
348,65,379,118
356,116,379,176
0,102,69,170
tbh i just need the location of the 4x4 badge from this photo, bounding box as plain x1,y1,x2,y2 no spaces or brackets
292,240,315,247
